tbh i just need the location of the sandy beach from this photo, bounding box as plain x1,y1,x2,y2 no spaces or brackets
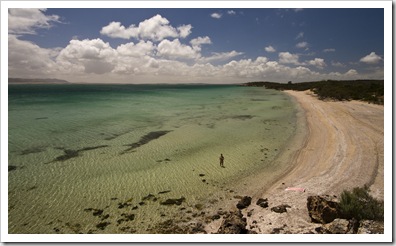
205,90,384,234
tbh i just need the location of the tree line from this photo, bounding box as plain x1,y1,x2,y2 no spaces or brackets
243,80,384,105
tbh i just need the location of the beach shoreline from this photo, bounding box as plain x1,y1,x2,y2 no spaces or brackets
204,89,384,234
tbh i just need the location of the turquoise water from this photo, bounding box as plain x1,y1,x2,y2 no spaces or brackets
8,84,297,233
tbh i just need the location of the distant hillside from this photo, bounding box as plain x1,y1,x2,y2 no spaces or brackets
243,80,384,105
9,78,70,84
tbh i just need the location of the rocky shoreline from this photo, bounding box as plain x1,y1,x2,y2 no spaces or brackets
144,194,384,234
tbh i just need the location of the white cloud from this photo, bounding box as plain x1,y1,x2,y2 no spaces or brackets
8,35,59,77
278,52,300,65
157,39,199,60
7,11,382,84
296,41,308,49
177,24,192,38
8,8,60,35
116,40,155,57
294,8,304,12
211,12,222,19
190,36,212,49
308,58,326,69
227,10,236,15
360,52,382,64
345,69,358,76
264,45,276,53
199,50,243,63
295,32,304,39
57,39,116,74
323,48,336,53
331,61,344,67
100,15,191,41
100,21,139,39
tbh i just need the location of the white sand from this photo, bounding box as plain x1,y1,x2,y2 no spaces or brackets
206,90,384,234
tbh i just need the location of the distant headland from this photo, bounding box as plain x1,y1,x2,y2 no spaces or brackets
9,78,70,84
242,80,384,105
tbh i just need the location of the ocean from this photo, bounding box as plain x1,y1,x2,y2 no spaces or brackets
8,83,298,234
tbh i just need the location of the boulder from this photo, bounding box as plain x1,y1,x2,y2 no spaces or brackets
307,196,341,224
217,210,248,234
271,204,291,213
236,196,252,209
325,219,350,234
256,198,269,208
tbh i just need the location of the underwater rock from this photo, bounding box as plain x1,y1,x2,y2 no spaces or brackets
142,194,157,201
20,147,46,155
50,145,108,162
96,222,110,230
8,165,17,172
122,130,171,153
160,197,186,206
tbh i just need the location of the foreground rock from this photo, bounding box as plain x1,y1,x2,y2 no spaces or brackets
307,195,340,224
217,210,248,234
256,198,269,208
236,196,252,209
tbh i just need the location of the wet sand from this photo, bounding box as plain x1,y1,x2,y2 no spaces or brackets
205,90,384,234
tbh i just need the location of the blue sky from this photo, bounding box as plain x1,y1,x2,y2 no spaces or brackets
7,5,386,83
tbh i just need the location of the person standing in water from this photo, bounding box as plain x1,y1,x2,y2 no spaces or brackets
219,154,225,167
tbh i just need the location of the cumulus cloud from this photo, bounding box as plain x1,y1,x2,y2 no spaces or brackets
278,52,300,65
345,69,358,76
308,58,326,69
7,10,382,84
360,52,382,64
227,10,236,15
99,21,139,39
116,40,155,57
8,35,59,77
57,39,116,74
211,12,222,19
264,45,276,53
8,8,60,35
100,15,192,41
190,36,212,49
157,39,200,60
296,41,308,49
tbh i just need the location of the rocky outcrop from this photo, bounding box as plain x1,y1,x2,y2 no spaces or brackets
217,210,248,234
236,196,252,209
307,196,341,224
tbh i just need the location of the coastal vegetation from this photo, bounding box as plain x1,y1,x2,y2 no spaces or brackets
243,80,384,105
339,185,384,222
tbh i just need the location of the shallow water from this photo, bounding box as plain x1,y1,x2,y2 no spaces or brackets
8,84,297,233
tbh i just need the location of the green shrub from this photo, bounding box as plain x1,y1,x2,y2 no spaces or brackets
339,185,384,221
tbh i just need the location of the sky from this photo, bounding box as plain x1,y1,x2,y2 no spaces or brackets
6,4,387,84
